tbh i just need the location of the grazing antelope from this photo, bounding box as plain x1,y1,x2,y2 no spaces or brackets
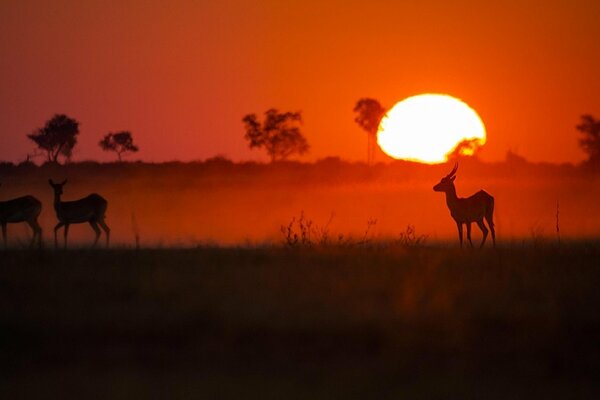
0,183,42,248
433,163,496,248
49,179,110,248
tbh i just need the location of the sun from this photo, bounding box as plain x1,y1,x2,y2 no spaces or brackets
377,94,486,164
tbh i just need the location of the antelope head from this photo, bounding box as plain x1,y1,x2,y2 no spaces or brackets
433,163,458,192
48,179,68,195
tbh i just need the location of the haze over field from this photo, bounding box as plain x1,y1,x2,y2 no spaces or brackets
0,160,597,247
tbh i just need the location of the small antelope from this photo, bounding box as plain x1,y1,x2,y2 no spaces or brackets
433,163,496,248
49,179,110,248
0,183,42,248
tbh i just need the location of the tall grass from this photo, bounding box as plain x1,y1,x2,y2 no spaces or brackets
1,243,599,398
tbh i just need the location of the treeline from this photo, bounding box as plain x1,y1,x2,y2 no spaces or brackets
0,156,586,188
25,114,139,164
18,105,600,168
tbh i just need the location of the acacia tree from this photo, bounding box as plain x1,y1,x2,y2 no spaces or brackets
447,138,484,160
242,109,309,162
27,114,80,164
353,98,386,164
99,131,139,161
576,114,600,165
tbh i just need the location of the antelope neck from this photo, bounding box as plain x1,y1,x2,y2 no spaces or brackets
444,184,458,209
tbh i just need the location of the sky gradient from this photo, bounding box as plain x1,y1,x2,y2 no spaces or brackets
1,0,600,164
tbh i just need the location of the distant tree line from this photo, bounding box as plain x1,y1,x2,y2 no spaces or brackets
240,100,387,164
27,114,139,164
23,108,600,169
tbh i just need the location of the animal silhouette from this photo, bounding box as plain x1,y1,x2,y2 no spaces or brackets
433,163,495,248
49,179,110,248
0,183,42,248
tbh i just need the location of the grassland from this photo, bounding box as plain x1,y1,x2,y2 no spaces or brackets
1,243,599,399
2,159,600,246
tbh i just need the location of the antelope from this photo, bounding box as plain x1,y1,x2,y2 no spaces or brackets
433,163,496,248
0,183,42,248
49,179,110,248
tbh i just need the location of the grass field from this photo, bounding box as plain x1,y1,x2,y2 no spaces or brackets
3,160,600,246
1,243,599,399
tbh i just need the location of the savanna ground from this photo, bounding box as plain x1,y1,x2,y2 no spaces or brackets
1,160,600,398
1,244,599,399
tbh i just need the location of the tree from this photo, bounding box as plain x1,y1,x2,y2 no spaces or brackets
447,138,483,160
99,131,139,161
27,114,80,164
353,98,386,164
576,114,600,165
242,109,309,162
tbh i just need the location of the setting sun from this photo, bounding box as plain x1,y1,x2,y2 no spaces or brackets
377,94,486,164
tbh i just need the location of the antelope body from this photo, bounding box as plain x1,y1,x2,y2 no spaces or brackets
433,164,496,248
49,179,110,248
0,184,42,248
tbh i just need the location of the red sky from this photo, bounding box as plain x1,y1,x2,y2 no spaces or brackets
1,0,600,164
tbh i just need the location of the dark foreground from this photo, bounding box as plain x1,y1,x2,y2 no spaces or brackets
1,244,599,399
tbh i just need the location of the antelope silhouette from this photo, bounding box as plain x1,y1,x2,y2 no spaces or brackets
49,179,110,248
0,183,42,248
433,163,495,248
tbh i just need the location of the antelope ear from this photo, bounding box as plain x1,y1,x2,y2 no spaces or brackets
61,179,67,185
450,176,456,182
49,179,54,186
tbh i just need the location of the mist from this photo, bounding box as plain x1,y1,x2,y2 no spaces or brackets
0,158,597,247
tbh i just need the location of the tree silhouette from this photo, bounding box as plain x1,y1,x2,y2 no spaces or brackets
242,109,309,162
99,131,139,161
353,98,386,164
576,114,600,165
27,114,80,164
447,138,483,160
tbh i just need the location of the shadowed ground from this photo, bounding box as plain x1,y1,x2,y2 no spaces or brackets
1,244,599,398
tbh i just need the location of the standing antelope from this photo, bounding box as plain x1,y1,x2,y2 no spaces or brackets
0,183,42,248
433,164,496,248
49,179,110,248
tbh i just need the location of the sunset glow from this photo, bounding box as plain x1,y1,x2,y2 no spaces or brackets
377,94,486,164
2,2,600,398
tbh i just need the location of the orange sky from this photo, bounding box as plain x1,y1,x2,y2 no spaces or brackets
1,0,600,164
